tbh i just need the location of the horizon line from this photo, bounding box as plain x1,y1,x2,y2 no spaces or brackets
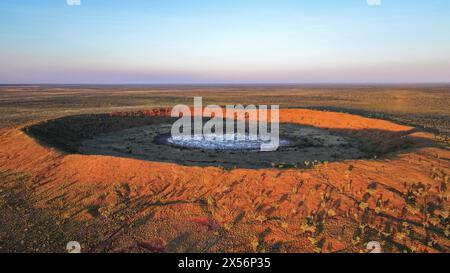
1,82,450,87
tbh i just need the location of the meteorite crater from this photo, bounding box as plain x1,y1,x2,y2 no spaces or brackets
24,110,369,169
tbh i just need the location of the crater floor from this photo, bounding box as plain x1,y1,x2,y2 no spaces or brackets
79,123,367,169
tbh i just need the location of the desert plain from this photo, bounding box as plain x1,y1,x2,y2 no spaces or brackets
0,84,448,253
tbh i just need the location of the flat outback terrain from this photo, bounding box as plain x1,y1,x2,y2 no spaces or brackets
0,85,449,253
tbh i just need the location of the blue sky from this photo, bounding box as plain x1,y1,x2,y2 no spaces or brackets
0,0,449,84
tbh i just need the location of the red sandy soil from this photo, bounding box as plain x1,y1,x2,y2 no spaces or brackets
0,109,448,253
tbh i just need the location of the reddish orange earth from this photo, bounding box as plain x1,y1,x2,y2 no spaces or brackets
0,109,448,253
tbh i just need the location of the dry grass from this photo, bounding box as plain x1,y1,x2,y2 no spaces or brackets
0,85,448,253
0,85,449,134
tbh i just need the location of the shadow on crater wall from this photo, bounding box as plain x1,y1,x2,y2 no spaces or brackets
23,109,431,169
